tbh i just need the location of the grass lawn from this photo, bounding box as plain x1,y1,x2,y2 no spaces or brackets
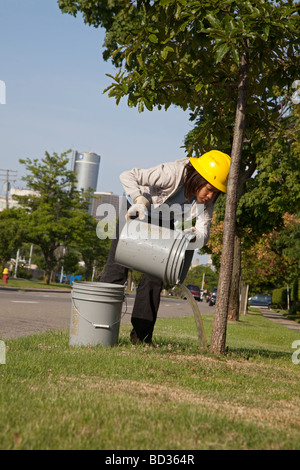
1,310,300,450
1,279,71,289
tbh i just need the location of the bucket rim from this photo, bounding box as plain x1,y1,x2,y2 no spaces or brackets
165,231,195,285
72,281,125,289
164,236,184,284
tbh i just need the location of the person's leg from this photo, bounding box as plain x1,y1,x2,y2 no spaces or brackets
100,235,128,285
100,202,129,285
131,274,163,343
130,217,175,344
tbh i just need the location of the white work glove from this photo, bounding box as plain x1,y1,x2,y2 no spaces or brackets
126,196,150,221
183,226,204,249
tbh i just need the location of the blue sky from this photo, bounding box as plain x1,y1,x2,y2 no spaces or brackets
0,0,192,195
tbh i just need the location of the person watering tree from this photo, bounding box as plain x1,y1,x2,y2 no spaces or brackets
100,150,230,345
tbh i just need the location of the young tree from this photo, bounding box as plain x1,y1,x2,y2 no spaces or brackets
59,0,300,352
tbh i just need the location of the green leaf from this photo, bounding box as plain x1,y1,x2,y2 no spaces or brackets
195,82,203,92
126,51,133,67
206,13,221,29
159,0,172,5
231,46,240,66
261,24,270,41
177,20,190,32
161,48,168,60
138,100,144,113
161,45,174,59
149,34,159,43
214,43,230,64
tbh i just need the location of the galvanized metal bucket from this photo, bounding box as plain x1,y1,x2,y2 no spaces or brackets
69,281,125,347
115,219,195,285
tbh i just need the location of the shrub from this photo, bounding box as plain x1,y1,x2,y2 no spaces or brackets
272,287,287,309
291,279,300,302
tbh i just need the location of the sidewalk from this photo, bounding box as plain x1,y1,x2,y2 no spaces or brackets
261,309,300,333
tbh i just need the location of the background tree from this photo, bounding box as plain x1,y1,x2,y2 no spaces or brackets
14,151,96,283
58,0,300,353
0,208,25,272
206,212,300,295
70,211,111,281
184,265,219,294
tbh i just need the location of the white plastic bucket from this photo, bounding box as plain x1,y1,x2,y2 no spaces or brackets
115,220,195,285
69,281,125,347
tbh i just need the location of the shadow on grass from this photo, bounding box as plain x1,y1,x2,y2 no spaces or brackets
118,333,292,362
224,347,292,361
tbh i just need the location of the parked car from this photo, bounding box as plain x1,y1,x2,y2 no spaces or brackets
206,287,217,303
249,294,272,309
185,284,201,301
209,288,217,306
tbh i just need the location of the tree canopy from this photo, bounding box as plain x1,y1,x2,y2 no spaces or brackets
13,150,107,283
59,0,300,148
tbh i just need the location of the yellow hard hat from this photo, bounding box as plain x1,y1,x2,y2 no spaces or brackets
189,150,231,193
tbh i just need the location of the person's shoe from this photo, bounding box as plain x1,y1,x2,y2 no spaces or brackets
130,329,154,347
130,329,142,345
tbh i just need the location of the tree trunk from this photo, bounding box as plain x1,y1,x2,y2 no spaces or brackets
44,271,51,285
240,281,249,316
210,51,249,354
228,233,241,321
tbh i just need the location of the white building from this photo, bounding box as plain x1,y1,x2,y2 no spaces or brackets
0,188,38,211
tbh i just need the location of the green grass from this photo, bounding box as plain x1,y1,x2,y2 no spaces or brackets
1,311,300,450
1,279,71,289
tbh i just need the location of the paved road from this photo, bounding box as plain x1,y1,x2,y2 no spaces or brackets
0,289,214,340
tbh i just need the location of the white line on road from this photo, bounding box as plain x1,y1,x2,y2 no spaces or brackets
11,301,39,304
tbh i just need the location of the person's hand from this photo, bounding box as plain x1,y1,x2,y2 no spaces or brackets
184,226,196,234
126,203,148,220
126,196,150,221
183,226,204,249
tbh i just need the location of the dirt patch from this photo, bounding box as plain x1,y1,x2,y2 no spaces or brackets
61,375,300,432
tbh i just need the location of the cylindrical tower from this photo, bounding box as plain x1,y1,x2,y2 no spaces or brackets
72,151,101,193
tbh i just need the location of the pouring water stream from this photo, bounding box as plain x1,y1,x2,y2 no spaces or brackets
178,284,207,350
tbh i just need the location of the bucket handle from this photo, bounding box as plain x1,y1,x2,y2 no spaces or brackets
71,294,127,329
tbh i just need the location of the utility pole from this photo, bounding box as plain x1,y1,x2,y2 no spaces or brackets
0,169,17,209
201,273,205,290
14,248,20,278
